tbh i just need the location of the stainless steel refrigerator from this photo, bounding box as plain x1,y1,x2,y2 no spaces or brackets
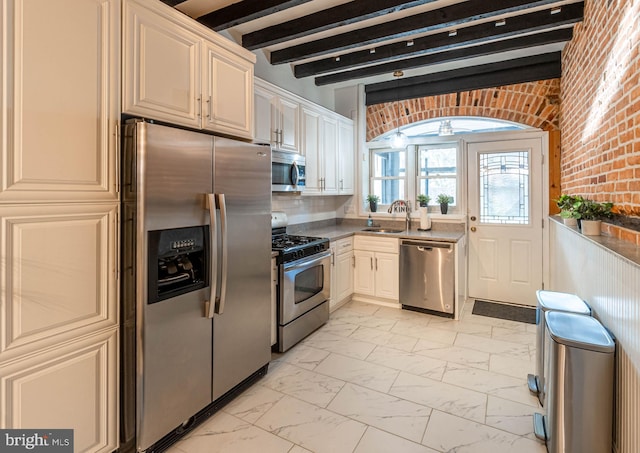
120,119,271,452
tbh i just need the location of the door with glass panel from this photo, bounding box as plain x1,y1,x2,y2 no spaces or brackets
467,138,543,306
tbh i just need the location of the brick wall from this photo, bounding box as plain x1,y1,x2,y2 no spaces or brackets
365,80,561,142
561,0,640,218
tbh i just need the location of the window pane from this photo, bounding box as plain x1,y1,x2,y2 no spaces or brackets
417,145,457,206
419,178,456,205
418,147,456,176
373,180,405,205
479,151,529,224
373,150,406,177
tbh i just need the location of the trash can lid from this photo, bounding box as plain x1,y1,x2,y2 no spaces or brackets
536,290,591,315
545,311,615,353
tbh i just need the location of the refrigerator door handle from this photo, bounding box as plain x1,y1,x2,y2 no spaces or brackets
205,193,218,318
215,194,229,315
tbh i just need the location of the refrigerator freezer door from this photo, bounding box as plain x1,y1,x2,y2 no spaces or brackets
133,122,215,451
212,138,271,400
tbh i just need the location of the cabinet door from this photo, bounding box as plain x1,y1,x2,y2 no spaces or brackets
301,106,322,194
335,251,354,303
353,250,375,296
1,329,118,453
375,252,399,300
254,85,277,145
1,0,120,203
0,204,119,363
278,96,300,153
203,42,253,139
321,116,339,195
338,120,355,195
123,0,201,128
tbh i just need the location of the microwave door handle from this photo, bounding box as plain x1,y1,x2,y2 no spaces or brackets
205,193,218,319
215,193,228,315
291,161,299,186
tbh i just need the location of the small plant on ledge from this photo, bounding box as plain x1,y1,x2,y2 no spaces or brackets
366,194,380,212
436,193,453,214
574,197,613,236
417,194,430,207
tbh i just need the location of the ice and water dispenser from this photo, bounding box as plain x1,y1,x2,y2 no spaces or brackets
147,226,209,304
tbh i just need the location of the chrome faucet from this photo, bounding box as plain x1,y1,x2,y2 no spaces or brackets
388,200,412,230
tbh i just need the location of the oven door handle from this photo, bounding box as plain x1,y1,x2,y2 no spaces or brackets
283,250,331,272
205,193,217,318
216,193,228,315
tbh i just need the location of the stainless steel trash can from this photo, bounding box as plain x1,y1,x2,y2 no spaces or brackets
528,290,591,406
535,311,615,453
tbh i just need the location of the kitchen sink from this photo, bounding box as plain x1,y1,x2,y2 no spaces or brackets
362,228,404,233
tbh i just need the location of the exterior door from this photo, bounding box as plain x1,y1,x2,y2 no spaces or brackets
467,138,544,306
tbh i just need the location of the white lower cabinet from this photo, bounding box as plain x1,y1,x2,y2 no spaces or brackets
0,328,118,453
353,236,399,301
330,238,353,310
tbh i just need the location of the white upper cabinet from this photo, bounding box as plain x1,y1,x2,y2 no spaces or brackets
254,79,300,153
203,42,253,138
320,115,339,195
123,0,255,139
1,0,120,203
338,120,355,195
123,0,201,127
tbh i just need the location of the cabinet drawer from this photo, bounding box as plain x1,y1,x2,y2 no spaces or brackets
354,236,398,254
334,237,353,255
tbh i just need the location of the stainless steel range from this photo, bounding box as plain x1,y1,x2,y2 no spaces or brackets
272,212,330,352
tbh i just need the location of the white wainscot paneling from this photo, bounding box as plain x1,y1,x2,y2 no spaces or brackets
550,221,640,453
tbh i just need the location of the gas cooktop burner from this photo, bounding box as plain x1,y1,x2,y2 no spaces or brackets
272,234,323,250
271,230,330,264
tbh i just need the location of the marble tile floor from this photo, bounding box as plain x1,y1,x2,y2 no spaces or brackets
167,300,545,453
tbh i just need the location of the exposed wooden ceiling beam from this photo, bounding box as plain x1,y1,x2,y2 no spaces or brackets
160,0,186,6
242,0,439,50
197,0,313,32
295,3,583,78
315,28,572,85
270,0,576,64
364,52,561,105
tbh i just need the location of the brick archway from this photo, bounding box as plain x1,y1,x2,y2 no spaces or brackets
365,79,560,142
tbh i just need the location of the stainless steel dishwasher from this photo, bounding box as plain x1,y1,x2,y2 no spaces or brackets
400,239,454,315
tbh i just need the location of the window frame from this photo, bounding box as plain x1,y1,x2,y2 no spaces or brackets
365,138,461,216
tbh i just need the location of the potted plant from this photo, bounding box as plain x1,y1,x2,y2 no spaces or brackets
417,194,430,207
437,193,453,214
574,197,613,236
417,194,431,230
555,194,581,226
366,194,380,213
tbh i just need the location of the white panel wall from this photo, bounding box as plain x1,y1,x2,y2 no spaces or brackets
550,220,640,453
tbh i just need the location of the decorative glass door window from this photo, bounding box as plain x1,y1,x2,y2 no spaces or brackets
479,151,529,224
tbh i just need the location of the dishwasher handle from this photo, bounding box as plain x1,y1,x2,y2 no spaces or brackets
401,240,452,250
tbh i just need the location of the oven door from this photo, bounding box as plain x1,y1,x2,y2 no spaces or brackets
280,250,331,325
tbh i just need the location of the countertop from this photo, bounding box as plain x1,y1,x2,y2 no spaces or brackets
289,222,465,243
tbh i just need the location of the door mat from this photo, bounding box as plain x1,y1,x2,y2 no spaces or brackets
472,300,536,324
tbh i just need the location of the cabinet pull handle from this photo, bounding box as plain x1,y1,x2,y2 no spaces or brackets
340,179,343,190
114,122,120,194
207,96,212,118
279,129,283,147
370,257,373,270
197,96,202,118
352,256,355,267
375,257,378,271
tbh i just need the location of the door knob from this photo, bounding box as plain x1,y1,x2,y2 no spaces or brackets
470,216,476,221
470,226,477,232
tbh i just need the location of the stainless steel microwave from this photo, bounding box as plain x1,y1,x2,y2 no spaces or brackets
272,150,305,192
